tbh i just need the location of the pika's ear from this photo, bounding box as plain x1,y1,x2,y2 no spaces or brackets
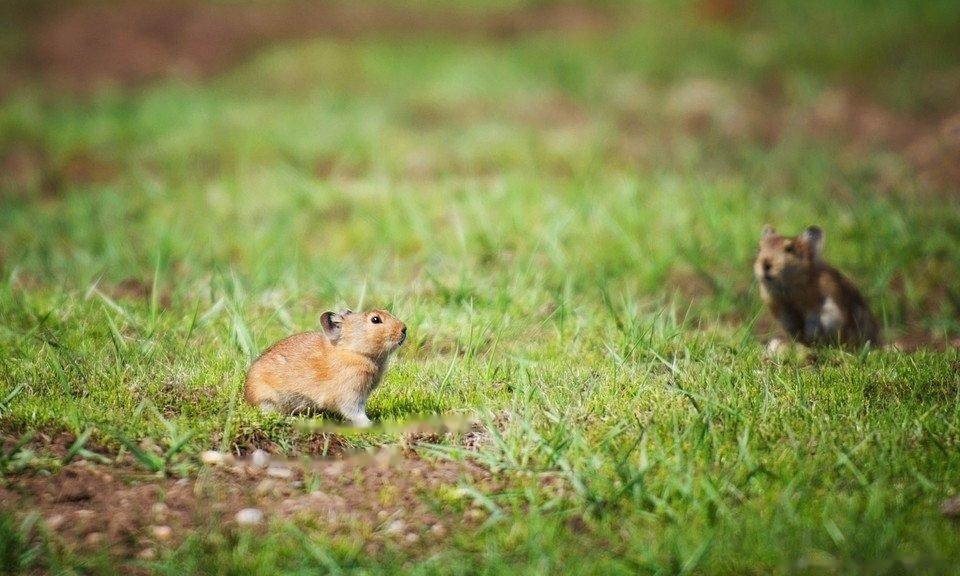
761,225,776,240
338,308,353,317
320,311,344,342
801,226,824,260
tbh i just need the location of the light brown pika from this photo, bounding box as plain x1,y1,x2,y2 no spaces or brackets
244,308,407,427
755,225,882,347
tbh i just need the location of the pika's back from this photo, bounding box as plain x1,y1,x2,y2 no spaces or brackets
250,331,329,371
244,332,332,405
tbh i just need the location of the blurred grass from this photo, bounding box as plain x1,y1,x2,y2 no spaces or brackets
1,0,960,573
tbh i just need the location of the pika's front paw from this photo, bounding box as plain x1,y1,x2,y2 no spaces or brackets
765,337,789,357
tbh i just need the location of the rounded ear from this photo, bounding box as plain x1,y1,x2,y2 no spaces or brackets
320,311,344,342
761,225,776,240
801,226,824,260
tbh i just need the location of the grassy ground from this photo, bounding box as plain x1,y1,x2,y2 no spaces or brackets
2,0,960,573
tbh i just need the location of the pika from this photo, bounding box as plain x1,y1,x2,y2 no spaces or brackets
244,308,407,427
755,225,882,347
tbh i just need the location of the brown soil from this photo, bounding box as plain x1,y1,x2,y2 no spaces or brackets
613,79,960,197
0,143,120,199
803,90,960,195
15,1,613,93
0,445,500,564
102,278,174,309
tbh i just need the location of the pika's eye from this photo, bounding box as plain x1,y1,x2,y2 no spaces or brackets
784,244,795,254
371,315,382,324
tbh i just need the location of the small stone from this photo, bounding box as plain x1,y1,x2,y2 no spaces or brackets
45,514,66,530
430,523,447,537
255,479,277,496
323,462,345,477
377,510,389,520
75,509,95,521
175,478,189,487
250,449,271,468
266,466,293,479
280,498,298,513
200,450,229,466
941,497,960,518
385,519,405,534
151,502,168,518
138,548,156,560
140,439,162,455
235,508,264,525
84,532,104,547
151,525,173,541
404,532,419,544
465,508,485,521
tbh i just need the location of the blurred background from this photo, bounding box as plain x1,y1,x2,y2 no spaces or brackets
1,0,959,344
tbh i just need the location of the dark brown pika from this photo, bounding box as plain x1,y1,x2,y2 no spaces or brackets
755,225,881,347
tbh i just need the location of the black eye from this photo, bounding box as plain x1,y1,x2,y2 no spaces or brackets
371,316,382,324
784,244,795,254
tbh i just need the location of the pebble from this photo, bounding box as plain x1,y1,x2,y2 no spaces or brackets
266,466,293,479
151,525,173,541
250,449,271,468
200,450,229,466
430,523,447,537
84,532,104,547
45,514,66,530
941,497,960,518
138,548,157,560
385,519,405,534
255,479,277,496
151,502,168,518
404,533,420,544
235,508,265,525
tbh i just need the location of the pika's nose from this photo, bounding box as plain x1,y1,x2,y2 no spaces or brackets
399,325,407,343
762,260,772,273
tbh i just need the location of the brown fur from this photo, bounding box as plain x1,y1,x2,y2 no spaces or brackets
755,225,881,347
244,308,406,427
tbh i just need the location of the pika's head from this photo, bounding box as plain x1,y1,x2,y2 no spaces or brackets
320,308,407,360
754,225,823,294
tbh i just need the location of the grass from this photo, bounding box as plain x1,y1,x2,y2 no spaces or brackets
1,0,960,573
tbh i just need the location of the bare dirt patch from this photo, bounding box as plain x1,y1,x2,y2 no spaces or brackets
0,446,500,563
611,79,960,197
100,278,174,309
17,1,613,93
0,143,120,199
805,89,960,195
